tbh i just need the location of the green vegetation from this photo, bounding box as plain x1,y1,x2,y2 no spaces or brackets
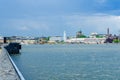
76,34,87,38
96,35,104,38
113,38,120,43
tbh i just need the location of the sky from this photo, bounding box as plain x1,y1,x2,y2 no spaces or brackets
0,0,120,37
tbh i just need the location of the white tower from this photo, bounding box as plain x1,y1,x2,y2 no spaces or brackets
63,31,67,42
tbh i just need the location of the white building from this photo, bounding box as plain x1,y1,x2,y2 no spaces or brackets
66,38,106,44
63,31,67,42
0,36,3,39
89,32,106,38
0,36,3,43
49,36,63,42
89,32,98,38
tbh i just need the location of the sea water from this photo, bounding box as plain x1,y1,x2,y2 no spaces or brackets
11,44,120,80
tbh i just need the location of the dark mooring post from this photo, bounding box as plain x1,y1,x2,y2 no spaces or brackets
4,37,7,43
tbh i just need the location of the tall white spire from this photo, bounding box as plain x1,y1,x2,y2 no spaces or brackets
63,31,67,42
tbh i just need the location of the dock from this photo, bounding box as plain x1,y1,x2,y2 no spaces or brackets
0,48,20,80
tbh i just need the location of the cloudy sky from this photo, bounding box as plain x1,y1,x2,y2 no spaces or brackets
0,0,120,37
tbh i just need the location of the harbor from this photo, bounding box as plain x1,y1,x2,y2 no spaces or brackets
11,44,120,80
0,40,120,80
0,39,120,80
0,28,120,45
0,0,120,79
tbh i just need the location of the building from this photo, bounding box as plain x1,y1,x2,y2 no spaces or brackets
76,30,82,38
0,36,3,44
89,32,98,38
76,30,86,38
49,36,63,42
66,38,106,44
63,31,67,42
107,28,110,36
89,32,106,38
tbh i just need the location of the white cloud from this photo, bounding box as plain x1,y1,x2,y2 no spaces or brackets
19,26,29,31
63,14,120,35
4,14,120,36
8,19,50,32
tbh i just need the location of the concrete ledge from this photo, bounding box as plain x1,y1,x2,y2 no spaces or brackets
0,48,21,80
7,49,25,80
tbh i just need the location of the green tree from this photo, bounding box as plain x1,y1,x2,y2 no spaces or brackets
77,35,87,38
113,38,120,43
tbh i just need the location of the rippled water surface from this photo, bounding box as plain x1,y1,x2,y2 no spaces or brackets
11,44,120,80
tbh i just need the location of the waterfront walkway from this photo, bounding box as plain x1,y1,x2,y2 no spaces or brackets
0,49,20,80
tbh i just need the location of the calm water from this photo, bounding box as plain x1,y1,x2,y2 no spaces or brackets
11,44,120,80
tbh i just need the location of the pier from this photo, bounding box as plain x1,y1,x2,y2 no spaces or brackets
0,47,25,80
